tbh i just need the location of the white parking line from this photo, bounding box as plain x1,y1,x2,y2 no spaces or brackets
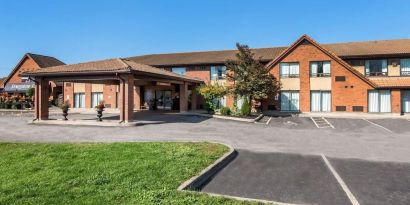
362,118,393,133
321,154,360,205
266,116,272,125
322,117,335,129
310,117,334,129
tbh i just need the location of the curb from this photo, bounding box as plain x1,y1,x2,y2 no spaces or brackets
178,112,264,123
177,142,237,191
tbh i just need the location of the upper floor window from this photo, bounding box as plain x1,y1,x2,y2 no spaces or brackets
310,61,331,77
211,66,226,80
172,67,186,75
365,59,387,76
401,59,410,76
280,62,299,78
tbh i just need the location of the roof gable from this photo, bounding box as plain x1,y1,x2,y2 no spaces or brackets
265,34,377,88
3,53,65,86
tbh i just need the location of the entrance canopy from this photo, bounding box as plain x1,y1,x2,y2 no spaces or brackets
21,58,203,123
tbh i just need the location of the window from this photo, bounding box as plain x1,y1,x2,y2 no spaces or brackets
91,92,103,108
368,90,391,112
171,67,186,75
210,66,227,80
280,63,299,78
280,91,299,111
365,60,387,76
311,91,331,112
311,61,331,77
401,59,410,76
74,93,85,108
212,96,227,109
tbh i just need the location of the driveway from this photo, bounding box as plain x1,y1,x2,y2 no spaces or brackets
0,113,410,163
1,113,410,204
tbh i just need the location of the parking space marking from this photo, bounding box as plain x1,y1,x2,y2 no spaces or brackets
321,154,360,205
266,116,272,125
310,117,334,129
361,118,393,133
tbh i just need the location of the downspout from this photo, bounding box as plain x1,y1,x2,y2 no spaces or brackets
28,76,39,121
116,73,125,123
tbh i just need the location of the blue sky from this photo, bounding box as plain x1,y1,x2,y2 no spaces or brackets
1,0,409,77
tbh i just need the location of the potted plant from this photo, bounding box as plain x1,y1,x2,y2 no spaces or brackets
59,100,70,120
95,101,105,121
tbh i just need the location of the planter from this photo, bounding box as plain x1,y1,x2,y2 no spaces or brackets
96,109,104,121
62,109,68,120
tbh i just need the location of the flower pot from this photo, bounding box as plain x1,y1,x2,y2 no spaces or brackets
62,109,68,120
96,109,104,121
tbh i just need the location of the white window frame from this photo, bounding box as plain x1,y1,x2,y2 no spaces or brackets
280,62,299,78
368,90,391,113
91,92,103,108
280,91,299,111
310,91,331,112
400,59,410,76
171,67,186,75
210,66,227,80
74,93,85,108
310,61,331,77
365,59,388,76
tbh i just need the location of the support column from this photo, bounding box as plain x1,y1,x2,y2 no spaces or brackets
179,82,188,112
35,78,50,120
191,84,198,111
119,74,134,122
134,85,141,110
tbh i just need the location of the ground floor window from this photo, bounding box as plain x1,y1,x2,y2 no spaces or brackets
281,91,299,111
311,91,331,112
402,90,410,113
368,90,391,112
74,93,85,108
213,96,227,109
91,92,103,108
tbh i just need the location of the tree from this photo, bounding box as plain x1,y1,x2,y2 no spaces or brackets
196,83,227,114
26,87,34,98
226,43,281,113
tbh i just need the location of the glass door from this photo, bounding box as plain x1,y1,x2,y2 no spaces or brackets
155,90,172,110
402,90,410,113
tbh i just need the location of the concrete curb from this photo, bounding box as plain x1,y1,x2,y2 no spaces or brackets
177,142,237,191
178,112,264,123
28,119,142,127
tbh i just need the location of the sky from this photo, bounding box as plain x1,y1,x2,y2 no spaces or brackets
1,0,410,77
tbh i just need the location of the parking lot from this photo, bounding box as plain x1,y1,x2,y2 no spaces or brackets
260,115,410,134
202,150,410,205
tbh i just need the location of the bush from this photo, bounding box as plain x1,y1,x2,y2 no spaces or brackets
240,98,250,116
0,102,4,109
220,107,231,116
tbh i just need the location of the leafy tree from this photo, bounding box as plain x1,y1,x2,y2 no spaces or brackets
196,83,227,114
240,98,251,116
26,87,35,98
226,43,281,113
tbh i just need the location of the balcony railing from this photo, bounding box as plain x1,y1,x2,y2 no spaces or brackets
311,73,331,77
280,74,300,78
366,72,388,77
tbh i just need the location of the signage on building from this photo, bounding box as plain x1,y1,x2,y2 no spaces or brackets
4,82,35,93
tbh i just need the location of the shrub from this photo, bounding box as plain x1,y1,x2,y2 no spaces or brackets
240,98,250,116
220,107,231,116
0,102,4,109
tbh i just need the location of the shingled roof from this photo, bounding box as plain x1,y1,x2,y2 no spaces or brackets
23,58,203,83
369,77,410,88
127,38,410,67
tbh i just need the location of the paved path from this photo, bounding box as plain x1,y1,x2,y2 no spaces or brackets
0,113,410,163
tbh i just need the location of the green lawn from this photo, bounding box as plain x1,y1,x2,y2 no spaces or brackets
0,142,255,205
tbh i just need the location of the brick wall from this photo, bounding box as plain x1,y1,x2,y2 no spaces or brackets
269,41,374,112
7,57,40,84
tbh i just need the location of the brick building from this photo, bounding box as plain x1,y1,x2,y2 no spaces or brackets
13,35,410,115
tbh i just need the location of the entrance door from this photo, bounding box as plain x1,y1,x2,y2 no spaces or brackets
402,90,410,113
155,90,172,110
280,91,299,111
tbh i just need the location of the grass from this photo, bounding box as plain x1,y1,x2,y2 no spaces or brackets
0,142,257,205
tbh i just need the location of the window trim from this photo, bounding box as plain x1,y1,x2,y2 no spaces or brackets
367,89,392,113
310,61,331,77
400,59,410,76
365,59,388,76
310,90,332,112
280,90,300,111
171,67,187,76
210,65,227,80
280,62,300,78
